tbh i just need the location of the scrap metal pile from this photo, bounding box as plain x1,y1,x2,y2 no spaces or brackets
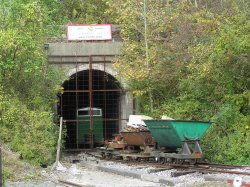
104,115,153,149
121,126,148,132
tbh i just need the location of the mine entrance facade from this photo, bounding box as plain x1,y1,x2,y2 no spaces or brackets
58,56,122,149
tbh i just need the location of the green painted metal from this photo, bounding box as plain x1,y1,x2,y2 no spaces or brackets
144,120,211,149
77,108,103,144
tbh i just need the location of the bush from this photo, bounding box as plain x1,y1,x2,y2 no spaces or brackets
0,89,58,165
202,104,250,165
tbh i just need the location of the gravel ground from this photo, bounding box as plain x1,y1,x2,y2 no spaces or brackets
6,162,160,187
65,166,158,186
5,152,250,187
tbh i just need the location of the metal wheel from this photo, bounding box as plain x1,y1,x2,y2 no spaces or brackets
101,152,106,158
136,157,142,162
177,159,184,164
106,153,112,159
127,157,131,161
123,156,130,161
166,157,173,163
189,159,197,165
159,157,166,164
172,158,177,164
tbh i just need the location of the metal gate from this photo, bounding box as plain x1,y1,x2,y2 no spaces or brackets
58,55,123,150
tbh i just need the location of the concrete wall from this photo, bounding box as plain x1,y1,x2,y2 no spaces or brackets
48,42,122,56
120,92,134,131
47,41,133,129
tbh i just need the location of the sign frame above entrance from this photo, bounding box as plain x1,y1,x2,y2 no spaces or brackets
67,24,112,41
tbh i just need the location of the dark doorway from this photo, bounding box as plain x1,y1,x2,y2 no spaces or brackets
59,69,122,149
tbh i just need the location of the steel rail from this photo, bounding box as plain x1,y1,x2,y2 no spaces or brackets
94,151,250,176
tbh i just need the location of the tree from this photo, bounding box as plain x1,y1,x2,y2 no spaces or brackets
0,0,64,109
106,0,250,164
60,0,110,23
0,0,65,165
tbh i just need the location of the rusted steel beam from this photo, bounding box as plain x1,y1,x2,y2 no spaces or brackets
103,59,107,139
76,57,79,149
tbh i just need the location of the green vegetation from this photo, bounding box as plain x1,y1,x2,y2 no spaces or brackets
60,0,109,23
0,0,65,167
0,0,249,169
1,145,43,181
107,0,250,165
0,91,58,164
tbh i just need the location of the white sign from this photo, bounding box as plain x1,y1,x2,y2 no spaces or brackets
67,24,112,41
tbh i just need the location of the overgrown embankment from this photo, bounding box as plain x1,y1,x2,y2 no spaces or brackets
0,89,58,165
0,0,65,175
1,144,44,182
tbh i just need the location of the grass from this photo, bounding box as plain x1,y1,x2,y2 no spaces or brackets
1,144,45,183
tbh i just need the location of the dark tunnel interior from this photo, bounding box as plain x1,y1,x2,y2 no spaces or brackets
59,69,122,149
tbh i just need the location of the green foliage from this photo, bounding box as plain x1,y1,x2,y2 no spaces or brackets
0,88,58,165
3,169,12,181
0,0,65,109
110,0,187,112
0,0,248,166
162,2,249,164
202,104,250,165
60,0,110,23
0,0,64,166
109,0,250,164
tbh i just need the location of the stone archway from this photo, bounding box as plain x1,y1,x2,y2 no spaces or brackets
59,67,133,149
67,63,117,77
47,41,133,149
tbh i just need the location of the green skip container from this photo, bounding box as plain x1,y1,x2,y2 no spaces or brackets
144,120,211,150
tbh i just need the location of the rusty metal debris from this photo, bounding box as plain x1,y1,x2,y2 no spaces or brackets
120,130,154,146
121,126,149,132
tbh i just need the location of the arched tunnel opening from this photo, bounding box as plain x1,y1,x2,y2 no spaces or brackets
58,69,122,149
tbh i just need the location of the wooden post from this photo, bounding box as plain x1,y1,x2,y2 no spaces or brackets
52,117,63,170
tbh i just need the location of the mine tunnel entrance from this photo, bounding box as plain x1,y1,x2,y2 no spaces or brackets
58,69,122,149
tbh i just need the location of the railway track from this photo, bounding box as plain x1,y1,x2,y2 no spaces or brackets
128,162,250,176
168,163,250,176
197,162,250,169
84,151,250,176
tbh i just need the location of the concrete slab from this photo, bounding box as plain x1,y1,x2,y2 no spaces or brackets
141,174,159,182
89,162,176,186
96,165,141,179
